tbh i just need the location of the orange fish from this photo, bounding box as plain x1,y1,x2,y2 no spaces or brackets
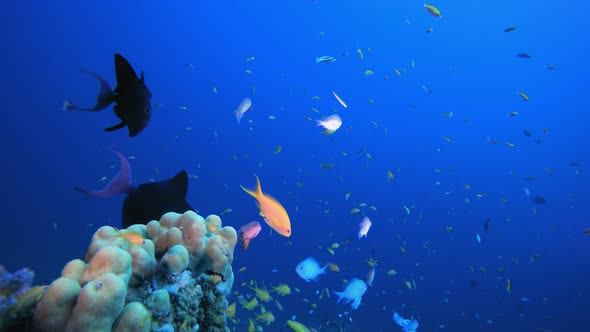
239,221,262,250
241,175,292,237
115,228,145,245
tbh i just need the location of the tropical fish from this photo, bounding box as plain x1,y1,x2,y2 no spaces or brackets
532,196,546,204
249,283,272,302
75,150,193,227
238,221,262,251
366,266,376,286
295,257,328,282
225,303,236,318
114,228,145,245
235,97,252,124
334,278,367,309
271,284,291,296
316,114,342,134
484,218,490,232
504,26,518,32
287,320,311,332
518,91,529,101
332,91,348,108
424,3,442,17
256,311,275,325
241,175,291,237
65,54,152,137
315,55,336,64
393,312,419,332
358,217,372,239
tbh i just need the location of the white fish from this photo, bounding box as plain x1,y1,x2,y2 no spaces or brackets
334,278,367,310
316,114,342,133
366,266,376,286
234,97,252,124
332,91,348,108
522,187,530,196
315,55,336,64
404,206,410,215
295,257,328,282
358,217,372,239
393,312,419,332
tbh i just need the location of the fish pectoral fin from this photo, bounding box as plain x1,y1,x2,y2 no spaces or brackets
104,121,126,132
242,238,251,251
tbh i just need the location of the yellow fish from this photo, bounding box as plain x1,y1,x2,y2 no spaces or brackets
241,175,292,237
287,320,311,332
424,3,442,17
328,263,340,272
386,171,394,182
518,91,529,101
225,302,236,318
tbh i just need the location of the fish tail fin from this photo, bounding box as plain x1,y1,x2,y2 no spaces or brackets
74,150,132,198
240,184,257,199
70,70,115,111
315,57,320,63
235,111,242,124
242,238,251,251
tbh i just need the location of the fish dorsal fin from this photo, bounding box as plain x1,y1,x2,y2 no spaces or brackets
114,53,138,94
255,175,263,196
138,170,188,199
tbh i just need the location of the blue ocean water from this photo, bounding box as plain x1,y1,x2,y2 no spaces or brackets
1,0,588,331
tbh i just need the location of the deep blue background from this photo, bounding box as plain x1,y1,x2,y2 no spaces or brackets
1,0,588,330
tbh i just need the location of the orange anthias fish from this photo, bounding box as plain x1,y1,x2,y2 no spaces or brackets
241,175,292,237
115,228,145,245
239,221,262,250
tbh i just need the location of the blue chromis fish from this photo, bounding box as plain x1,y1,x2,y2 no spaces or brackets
315,55,336,64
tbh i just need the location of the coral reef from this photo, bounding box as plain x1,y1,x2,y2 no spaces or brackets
31,211,237,332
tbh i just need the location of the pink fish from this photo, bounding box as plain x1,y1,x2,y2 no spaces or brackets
238,221,262,250
358,217,372,239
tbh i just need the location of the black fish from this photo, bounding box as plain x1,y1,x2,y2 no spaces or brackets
504,26,518,32
516,53,532,58
532,196,547,204
65,54,152,137
75,150,193,228
484,218,490,232
523,129,532,137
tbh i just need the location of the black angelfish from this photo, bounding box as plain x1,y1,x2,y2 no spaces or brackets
75,150,193,228
65,54,152,137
